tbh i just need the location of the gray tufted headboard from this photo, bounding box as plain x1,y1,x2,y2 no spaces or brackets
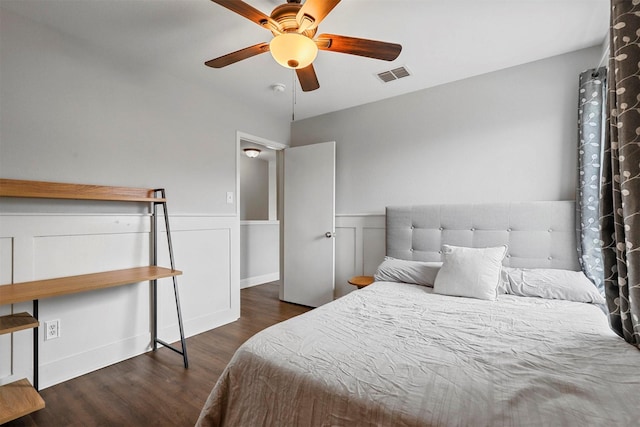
386,201,580,270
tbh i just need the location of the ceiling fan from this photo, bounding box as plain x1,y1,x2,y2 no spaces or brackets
205,0,402,92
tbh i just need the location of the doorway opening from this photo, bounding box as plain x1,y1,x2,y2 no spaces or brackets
236,132,286,289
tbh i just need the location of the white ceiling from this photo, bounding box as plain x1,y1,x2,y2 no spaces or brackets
1,0,609,122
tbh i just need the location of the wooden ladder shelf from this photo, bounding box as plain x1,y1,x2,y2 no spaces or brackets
0,178,188,423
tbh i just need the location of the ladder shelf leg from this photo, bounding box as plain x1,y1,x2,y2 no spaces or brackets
33,299,39,391
151,191,188,368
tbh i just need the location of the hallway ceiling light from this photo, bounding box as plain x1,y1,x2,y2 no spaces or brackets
244,148,262,158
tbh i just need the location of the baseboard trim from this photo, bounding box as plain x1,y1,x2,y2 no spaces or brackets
240,273,279,289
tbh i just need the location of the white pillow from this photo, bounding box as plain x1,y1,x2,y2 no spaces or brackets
374,257,442,287
433,245,508,301
502,267,605,304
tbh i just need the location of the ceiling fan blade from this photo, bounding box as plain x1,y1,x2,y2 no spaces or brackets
205,42,270,68
211,0,279,31
296,64,320,92
296,0,340,31
316,34,402,61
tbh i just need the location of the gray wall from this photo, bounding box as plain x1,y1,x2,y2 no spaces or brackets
291,46,601,214
0,9,289,214
240,155,269,220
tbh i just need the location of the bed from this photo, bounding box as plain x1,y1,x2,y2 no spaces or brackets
197,202,640,426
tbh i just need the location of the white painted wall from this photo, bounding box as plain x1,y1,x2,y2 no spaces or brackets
0,9,289,389
291,46,601,215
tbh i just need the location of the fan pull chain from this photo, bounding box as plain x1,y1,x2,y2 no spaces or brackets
292,69,296,122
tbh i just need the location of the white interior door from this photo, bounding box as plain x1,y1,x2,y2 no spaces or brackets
283,141,335,307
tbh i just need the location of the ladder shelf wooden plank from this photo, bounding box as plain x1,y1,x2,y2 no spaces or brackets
0,379,45,424
0,266,182,305
0,312,39,335
0,178,166,202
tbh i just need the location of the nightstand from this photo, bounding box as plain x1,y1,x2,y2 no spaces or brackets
348,276,375,289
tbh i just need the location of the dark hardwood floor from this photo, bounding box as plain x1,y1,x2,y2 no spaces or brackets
6,281,311,427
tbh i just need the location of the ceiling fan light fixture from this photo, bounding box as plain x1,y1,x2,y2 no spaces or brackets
269,33,318,69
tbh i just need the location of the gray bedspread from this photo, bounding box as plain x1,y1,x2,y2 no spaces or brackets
197,282,640,426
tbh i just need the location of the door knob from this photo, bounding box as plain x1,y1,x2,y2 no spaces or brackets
325,231,334,238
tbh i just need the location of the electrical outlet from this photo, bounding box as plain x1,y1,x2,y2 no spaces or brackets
45,319,60,340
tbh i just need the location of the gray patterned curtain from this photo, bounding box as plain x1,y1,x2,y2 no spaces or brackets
601,0,640,348
577,68,606,294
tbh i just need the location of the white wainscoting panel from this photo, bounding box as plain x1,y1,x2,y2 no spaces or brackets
0,237,13,379
335,215,385,298
334,226,356,299
0,214,239,389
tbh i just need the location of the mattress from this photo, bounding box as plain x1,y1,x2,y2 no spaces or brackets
196,282,640,426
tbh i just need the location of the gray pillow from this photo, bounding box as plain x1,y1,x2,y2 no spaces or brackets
501,267,605,304
374,257,442,287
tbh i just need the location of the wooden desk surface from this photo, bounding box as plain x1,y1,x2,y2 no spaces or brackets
0,266,182,305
